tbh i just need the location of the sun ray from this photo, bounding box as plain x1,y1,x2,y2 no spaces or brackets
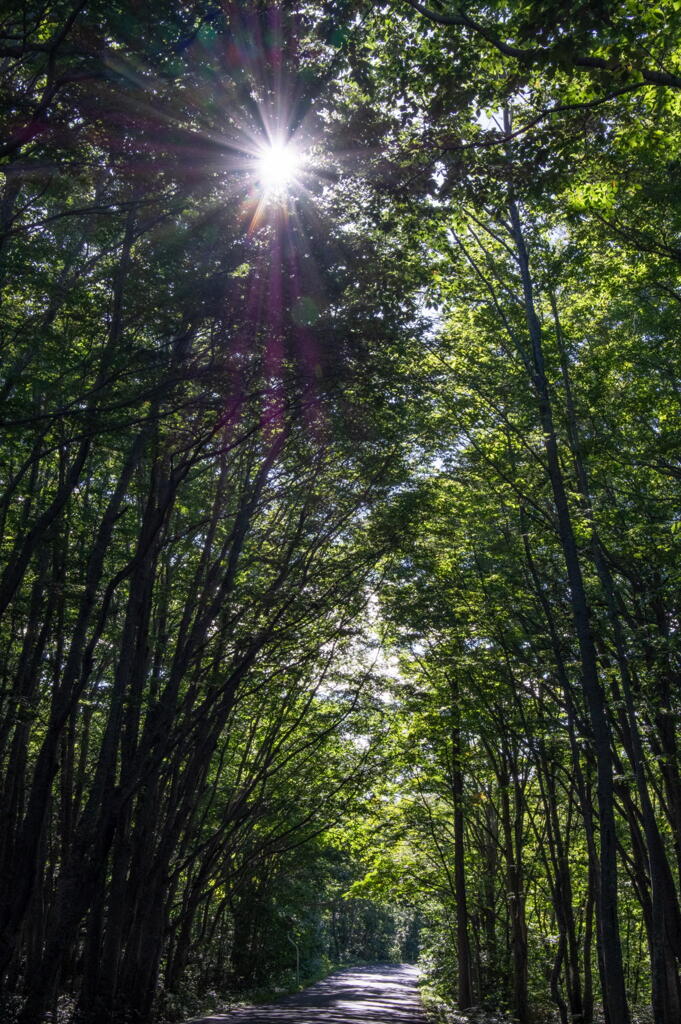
256,139,303,195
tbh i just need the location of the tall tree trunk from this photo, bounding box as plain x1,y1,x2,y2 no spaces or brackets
551,288,681,1023
450,676,474,1008
504,129,629,1022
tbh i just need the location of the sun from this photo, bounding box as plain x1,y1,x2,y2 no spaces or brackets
256,139,303,196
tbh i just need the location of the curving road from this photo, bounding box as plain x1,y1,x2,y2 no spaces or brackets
190,963,426,1024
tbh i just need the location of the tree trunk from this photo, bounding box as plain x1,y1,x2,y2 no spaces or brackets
504,144,629,1022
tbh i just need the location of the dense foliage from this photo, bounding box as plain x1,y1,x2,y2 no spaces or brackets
1,2,680,1023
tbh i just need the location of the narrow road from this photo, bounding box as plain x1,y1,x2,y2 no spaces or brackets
190,963,427,1024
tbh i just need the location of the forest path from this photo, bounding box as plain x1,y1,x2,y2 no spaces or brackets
189,963,427,1023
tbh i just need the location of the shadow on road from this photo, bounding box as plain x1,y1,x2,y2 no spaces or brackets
189,963,426,1023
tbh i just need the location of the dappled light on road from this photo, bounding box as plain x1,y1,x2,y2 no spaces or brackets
191,964,426,1023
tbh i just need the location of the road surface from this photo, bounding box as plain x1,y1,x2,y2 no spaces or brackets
190,963,427,1024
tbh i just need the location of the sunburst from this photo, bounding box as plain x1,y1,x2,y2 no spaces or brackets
255,138,304,197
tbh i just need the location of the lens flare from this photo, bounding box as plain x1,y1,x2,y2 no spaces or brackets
256,139,302,196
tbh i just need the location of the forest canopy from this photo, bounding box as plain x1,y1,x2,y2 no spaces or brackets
1,2,681,1023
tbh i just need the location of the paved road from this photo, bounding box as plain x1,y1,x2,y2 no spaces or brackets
190,963,426,1024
